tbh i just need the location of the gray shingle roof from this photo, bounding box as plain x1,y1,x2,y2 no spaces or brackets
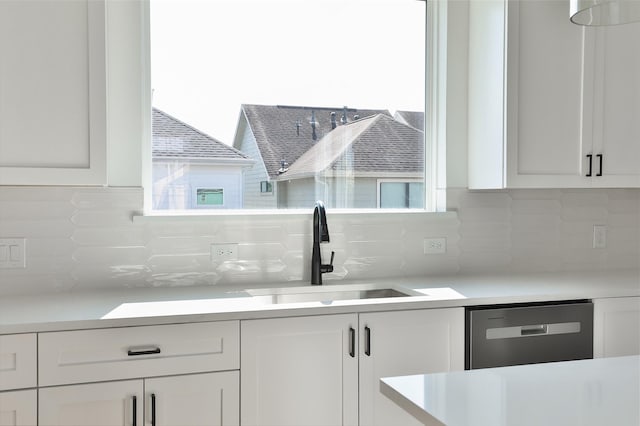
394,110,425,131
241,104,391,178
277,114,424,180
152,108,248,160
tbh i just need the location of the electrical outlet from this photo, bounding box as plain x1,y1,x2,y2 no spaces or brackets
211,243,238,260
424,238,446,254
593,225,607,249
0,238,26,269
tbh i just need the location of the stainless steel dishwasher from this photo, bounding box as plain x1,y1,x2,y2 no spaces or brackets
465,300,593,369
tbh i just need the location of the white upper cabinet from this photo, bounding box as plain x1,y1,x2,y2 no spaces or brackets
469,0,640,189
590,23,640,187
0,0,106,186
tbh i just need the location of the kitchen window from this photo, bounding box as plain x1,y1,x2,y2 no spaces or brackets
149,0,442,213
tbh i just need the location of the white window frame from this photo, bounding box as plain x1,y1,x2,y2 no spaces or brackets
138,0,446,217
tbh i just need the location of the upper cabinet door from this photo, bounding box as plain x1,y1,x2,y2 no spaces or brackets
590,23,640,188
504,0,593,188
469,0,640,189
0,0,106,186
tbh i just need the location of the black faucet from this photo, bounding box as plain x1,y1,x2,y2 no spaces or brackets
311,200,334,285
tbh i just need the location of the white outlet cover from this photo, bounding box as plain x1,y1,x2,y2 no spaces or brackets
424,238,446,254
210,243,238,260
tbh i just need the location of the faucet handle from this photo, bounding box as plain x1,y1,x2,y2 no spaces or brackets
321,251,335,274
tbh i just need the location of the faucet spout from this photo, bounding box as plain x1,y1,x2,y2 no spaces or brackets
311,200,334,285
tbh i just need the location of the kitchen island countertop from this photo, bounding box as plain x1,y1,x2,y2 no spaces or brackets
380,355,640,426
1,269,638,334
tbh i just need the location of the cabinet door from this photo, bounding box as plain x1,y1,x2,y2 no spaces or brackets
241,314,358,426
594,297,640,358
39,380,143,426
145,371,239,426
504,0,593,188
359,308,464,426
591,23,640,188
0,390,37,426
0,0,106,185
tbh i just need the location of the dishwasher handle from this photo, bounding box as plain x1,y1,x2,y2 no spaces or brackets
486,322,581,340
520,324,548,336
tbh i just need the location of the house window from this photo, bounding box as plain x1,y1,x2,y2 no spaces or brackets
378,180,425,209
150,0,431,211
197,188,223,206
260,181,273,194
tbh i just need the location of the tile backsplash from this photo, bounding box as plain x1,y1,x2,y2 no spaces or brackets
0,186,638,296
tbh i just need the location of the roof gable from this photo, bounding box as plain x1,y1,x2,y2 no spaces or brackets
152,108,248,160
241,104,391,178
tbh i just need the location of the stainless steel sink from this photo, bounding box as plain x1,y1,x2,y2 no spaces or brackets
246,284,420,305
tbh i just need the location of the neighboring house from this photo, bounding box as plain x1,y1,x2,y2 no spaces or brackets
153,108,254,209
232,104,391,208
274,114,425,208
394,110,425,131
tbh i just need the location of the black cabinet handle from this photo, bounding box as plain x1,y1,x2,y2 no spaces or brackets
364,326,371,356
132,396,137,426
151,393,156,426
586,154,593,177
348,327,355,358
127,347,161,356
596,154,603,176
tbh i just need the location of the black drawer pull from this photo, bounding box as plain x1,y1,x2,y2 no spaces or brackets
127,347,161,356
364,326,371,356
151,393,157,426
348,327,355,358
132,395,137,426
586,154,593,177
596,154,603,176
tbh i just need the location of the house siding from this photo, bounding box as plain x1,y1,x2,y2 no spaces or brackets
280,177,378,209
152,162,244,209
235,116,277,209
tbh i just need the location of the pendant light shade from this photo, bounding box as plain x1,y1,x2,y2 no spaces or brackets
570,0,640,25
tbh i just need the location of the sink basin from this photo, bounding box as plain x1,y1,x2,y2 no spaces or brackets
246,284,421,305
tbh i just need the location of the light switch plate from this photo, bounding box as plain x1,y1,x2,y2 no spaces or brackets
0,238,26,269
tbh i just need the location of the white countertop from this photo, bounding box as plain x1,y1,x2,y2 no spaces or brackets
1,269,638,334
380,356,640,426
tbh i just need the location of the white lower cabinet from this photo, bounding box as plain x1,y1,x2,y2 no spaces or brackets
0,389,37,426
39,372,239,426
39,380,143,426
146,371,239,426
241,314,359,426
359,308,464,426
240,308,464,426
594,297,640,358
37,321,240,426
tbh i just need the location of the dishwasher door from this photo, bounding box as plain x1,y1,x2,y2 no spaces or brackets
465,301,593,369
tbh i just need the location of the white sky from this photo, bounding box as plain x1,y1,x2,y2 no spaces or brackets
151,0,426,144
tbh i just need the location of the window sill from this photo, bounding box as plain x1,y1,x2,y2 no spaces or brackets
131,209,457,223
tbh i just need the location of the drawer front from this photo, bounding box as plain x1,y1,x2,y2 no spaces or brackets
0,334,37,391
39,321,239,386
